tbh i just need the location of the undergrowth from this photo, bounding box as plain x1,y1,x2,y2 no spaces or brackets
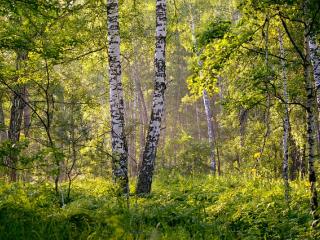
0,171,318,239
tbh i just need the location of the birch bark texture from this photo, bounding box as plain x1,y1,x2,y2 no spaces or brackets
305,35,318,226
309,36,320,110
107,0,128,193
202,89,216,173
278,28,290,201
136,0,167,194
308,36,320,148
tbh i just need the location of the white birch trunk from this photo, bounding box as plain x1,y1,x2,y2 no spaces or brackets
189,9,216,173
136,0,166,194
305,34,318,226
308,36,320,149
107,0,128,193
203,89,216,173
278,28,290,201
309,36,320,108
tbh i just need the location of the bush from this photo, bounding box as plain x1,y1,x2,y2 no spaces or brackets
0,173,318,239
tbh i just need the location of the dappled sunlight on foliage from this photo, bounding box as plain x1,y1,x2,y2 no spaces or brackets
0,173,318,239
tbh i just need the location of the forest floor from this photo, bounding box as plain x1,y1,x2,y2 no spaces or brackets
0,171,319,240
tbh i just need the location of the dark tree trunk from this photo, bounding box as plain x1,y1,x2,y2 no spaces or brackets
23,87,31,137
0,95,7,142
7,51,28,181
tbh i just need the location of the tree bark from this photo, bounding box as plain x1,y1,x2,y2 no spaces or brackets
0,95,7,142
138,96,146,169
203,89,216,173
23,87,31,137
212,95,221,175
133,60,148,168
308,36,320,149
289,129,300,180
239,107,248,167
309,36,320,111
300,144,307,178
136,0,167,195
7,50,27,181
278,28,290,201
128,91,137,177
107,0,128,193
305,34,318,225
189,9,217,173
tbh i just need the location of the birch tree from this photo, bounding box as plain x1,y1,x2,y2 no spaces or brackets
305,35,318,226
189,9,217,174
309,37,320,103
280,10,319,225
278,28,290,201
305,0,319,225
308,36,320,146
136,0,167,194
202,89,217,173
107,0,128,193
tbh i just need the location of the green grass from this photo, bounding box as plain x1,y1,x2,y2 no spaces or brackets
0,172,318,239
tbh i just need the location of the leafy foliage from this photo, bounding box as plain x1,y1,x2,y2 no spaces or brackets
0,173,318,239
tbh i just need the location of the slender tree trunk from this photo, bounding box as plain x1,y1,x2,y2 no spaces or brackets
305,35,319,226
300,144,307,178
308,36,320,148
138,97,146,169
289,130,300,180
128,91,137,177
133,60,148,169
195,103,201,140
212,95,221,175
256,13,271,167
203,90,216,173
239,107,248,167
0,95,7,178
7,51,27,181
278,28,290,201
309,36,320,111
189,10,217,173
67,109,77,203
107,0,128,193
23,87,31,137
0,95,7,142
136,0,167,195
